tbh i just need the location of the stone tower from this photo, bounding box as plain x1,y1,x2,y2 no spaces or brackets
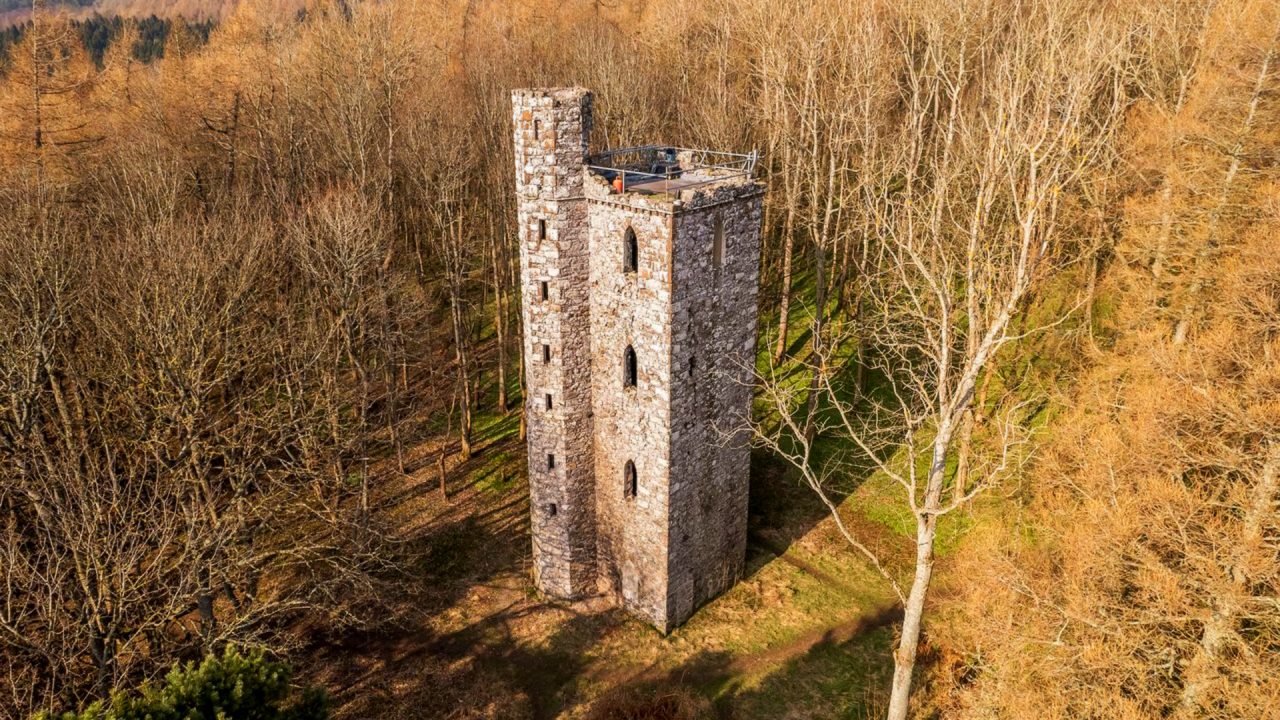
513,87,764,632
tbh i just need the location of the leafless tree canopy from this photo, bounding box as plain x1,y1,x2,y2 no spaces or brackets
0,0,1276,716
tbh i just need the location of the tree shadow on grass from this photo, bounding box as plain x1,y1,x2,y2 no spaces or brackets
324,599,628,720
748,337,907,575
596,604,899,720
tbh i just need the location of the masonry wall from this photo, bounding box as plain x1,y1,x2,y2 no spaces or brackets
586,187,674,629
513,88,596,598
666,183,764,627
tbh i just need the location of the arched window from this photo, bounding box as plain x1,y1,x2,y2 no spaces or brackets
623,345,637,388
623,227,638,274
712,214,725,271
624,460,637,499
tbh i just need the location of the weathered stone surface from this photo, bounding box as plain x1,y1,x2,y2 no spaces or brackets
512,87,764,632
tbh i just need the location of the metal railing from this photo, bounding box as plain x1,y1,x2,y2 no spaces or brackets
586,145,758,195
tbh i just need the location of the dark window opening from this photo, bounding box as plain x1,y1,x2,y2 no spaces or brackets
534,119,541,140
548,502,557,517
623,227,638,274
538,218,547,241
689,357,696,377
542,344,551,363
547,453,555,469
624,460,637,499
623,345,637,388
545,393,553,410
540,281,549,301
712,214,725,270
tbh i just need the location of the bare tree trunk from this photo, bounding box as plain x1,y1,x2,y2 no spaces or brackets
1178,445,1280,714
802,236,826,442
888,434,949,720
773,145,799,362
490,232,509,414
437,452,449,501
888,518,936,720
1173,29,1275,344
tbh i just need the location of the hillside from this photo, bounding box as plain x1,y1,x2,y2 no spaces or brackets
0,0,296,28
0,0,1276,718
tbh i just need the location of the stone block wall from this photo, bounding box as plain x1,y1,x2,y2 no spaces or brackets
587,187,675,629
513,88,597,598
513,86,764,631
666,184,764,627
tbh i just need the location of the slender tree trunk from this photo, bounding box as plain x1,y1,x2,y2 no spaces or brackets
1178,445,1280,714
952,410,973,505
773,206,797,362
437,452,448,501
887,434,949,720
887,517,936,720
773,143,798,363
490,233,509,414
1173,30,1274,344
802,238,826,442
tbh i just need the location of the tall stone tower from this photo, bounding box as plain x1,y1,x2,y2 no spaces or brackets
513,87,764,632
512,88,597,599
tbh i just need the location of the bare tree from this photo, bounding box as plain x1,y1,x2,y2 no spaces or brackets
752,4,1128,716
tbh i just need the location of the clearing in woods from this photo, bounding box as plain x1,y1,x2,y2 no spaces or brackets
303,401,906,719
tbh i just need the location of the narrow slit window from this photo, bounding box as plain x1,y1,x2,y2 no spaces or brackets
542,344,551,363
624,460,637,499
533,118,541,141
538,218,547,242
545,393,553,410
540,281,549,301
548,502,557,517
689,357,696,377
547,453,555,470
623,345,637,388
712,214,725,270
623,227,638,274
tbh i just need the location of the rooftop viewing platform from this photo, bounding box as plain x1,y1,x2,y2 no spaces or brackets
586,145,758,196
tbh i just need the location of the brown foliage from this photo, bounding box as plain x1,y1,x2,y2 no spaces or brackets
934,2,1280,716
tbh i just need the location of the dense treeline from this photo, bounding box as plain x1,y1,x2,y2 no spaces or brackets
0,13,213,66
0,0,1275,717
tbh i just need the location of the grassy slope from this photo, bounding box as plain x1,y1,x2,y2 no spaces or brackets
309,256,1093,717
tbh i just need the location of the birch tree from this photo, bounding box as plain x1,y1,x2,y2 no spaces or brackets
752,4,1129,717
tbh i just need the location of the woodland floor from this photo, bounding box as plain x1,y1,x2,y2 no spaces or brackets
299,295,930,719
298,400,914,719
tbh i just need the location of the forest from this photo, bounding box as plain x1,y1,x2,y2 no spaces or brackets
0,0,1276,718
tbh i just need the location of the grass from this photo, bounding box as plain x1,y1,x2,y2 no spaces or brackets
323,270,997,719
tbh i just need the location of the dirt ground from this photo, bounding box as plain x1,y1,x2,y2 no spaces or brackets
302,413,900,719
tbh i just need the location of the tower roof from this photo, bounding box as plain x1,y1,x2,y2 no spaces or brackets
586,145,758,197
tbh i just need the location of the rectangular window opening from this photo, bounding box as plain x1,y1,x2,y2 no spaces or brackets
540,281,549,301
689,357,696,377
547,453,555,470
542,344,551,363
548,502,557,517
538,219,547,241
713,214,725,270
546,393,553,410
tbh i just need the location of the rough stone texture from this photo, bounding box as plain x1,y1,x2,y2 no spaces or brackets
666,186,763,628
513,87,764,632
588,198,674,627
513,88,597,598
